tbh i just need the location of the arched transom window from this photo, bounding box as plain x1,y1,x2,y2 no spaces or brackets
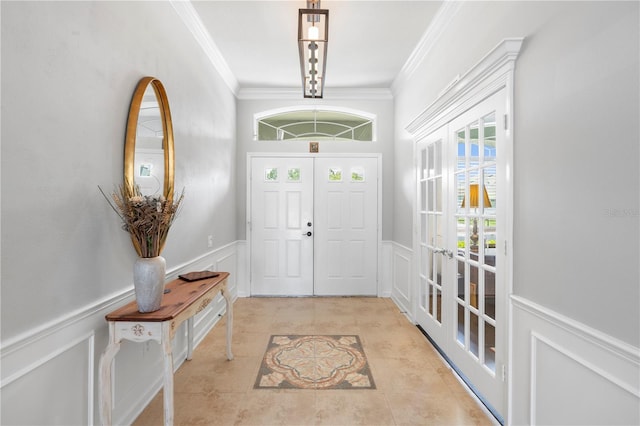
255,107,376,141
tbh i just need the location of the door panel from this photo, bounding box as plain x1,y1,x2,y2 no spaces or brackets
416,127,448,344
314,157,378,295
250,157,314,295
415,90,506,416
447,93,505,411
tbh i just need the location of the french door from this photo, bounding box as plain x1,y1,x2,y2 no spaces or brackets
415,90,507,417
250,155,379,296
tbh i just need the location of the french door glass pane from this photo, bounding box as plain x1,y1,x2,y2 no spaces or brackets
483,166,497,215
484,322,496,370
457,259,466,302
483,113,496,158
457,303,465,345
435,177,442,211
427,144,435,177
420,276,427,310
429,216,439,246
428,248,435,280
469,121,480,169
456,173,466,211
457,217,465,251
428,283,434,315
470,311,479,358
470,263,479,308
485,270,496,320
427,181,435,210
457,130,466,165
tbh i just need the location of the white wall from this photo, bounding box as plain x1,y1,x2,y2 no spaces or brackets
392,1,639,423
394,0,639,350
1,2,238,424
236,96,395,241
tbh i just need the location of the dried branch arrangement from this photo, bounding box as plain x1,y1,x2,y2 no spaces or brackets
100,184,184,258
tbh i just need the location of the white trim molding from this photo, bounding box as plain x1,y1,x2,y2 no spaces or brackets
510,295,640,426
392,0,463,95
169,0,239,95
0,242,242,426
406,38,524,140
238,87,393,101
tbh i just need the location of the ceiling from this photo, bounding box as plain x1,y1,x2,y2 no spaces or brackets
189,1,443,94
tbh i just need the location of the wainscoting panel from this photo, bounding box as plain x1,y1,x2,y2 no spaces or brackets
510,295,640,425
0,242,241,426
235,240,249,297
1,333,94,425
379,241,393,297
390,242,413,319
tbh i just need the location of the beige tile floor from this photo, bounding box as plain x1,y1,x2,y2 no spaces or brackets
134,297,497,426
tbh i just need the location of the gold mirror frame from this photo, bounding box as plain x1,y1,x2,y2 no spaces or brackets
124,77,175,201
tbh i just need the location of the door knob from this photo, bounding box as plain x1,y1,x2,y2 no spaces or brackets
434,247,453,259
303,231,313,236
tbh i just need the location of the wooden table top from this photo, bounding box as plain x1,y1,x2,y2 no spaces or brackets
105,272,229,322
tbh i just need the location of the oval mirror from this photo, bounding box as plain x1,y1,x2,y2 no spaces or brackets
124,77,175,201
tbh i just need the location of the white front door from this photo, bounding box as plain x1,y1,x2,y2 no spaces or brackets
250,155,379,296
314,157,379,295
415,90,507,417
250,157,314,295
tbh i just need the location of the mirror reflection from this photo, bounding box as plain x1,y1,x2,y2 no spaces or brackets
134,85,164,196
124,77,175,202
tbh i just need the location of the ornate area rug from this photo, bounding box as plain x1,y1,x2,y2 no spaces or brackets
254,335,376,390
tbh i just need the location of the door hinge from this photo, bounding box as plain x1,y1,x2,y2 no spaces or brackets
504,240,508,256
502,364,507,381
504,114,508,130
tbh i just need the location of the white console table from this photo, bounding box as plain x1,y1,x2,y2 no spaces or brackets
99,272,233,426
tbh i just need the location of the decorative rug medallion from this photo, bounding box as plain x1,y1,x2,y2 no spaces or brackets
255,335,375,390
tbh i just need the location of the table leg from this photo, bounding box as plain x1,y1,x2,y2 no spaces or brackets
99,324,121,426
221,285,234,360
186,317,194,361
161,322,175,426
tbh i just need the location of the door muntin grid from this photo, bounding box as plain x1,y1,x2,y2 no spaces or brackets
419,140,444,323
454,112,497,374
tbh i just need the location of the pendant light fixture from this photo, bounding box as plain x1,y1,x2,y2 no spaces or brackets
298,0,329,98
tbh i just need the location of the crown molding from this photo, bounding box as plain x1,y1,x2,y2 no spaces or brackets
391,0,463,96
169,0,239,95
237,87,393,101
406,37,524,138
